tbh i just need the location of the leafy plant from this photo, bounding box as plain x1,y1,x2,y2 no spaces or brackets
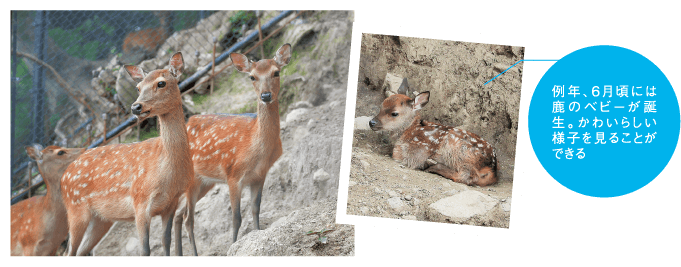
306,228,334,244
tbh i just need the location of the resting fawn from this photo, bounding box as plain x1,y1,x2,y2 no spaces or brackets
11,145,85,256
60,52,199,256
369,92,498,186
172,44,291,253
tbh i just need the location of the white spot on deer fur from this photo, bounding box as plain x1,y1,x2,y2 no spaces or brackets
414,137,419,142
478,143,483,148
80,183,88,188
471,138,477,143
74,190,80,196
231,147,236,154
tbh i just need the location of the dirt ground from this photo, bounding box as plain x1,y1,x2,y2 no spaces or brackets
347,34,524,227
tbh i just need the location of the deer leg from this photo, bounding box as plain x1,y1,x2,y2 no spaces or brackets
173,203,186,256
66,211,91,256
425,163,472,185
184,190,199,256
76,216,114,256
228,184,242,243
161,208,176,256
134,210,151,256
250,182,264,230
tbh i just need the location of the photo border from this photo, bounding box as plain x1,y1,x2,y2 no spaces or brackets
336,23,536,240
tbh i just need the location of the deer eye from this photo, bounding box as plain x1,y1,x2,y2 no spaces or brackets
57,151,66,156
273,71,280,77
391,112,399,117
136,86,140,93
249,76,256,81
157,81,166,88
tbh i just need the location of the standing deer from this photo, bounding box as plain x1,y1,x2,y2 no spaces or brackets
60,52,199,256
122,11,172,62
369,91,498,186
172,44,291,254
11,145,86,256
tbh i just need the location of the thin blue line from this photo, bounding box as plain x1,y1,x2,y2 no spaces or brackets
483,59,559,85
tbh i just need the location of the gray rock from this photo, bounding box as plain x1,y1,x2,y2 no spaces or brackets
428,190,497,220
387,197,406,210
354,116,373,130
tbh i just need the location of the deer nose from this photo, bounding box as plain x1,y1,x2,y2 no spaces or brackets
369,119,377,128
260,92,272,103
131,103,143,115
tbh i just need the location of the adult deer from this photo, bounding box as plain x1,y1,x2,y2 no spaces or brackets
60,52,199,256
173,44,291,254
11,145,85,256
369,91,498,186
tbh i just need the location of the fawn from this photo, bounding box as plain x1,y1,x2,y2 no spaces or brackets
172,44,291,253
11,145,86,256
369,91,498,186
123,11,172,61
60,52,199,256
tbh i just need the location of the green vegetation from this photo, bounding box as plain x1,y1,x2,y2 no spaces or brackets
13,59,33,145
48,15,116,61
121,126,159,144
233,102,257,114
192,93,209,106
228,11,256,38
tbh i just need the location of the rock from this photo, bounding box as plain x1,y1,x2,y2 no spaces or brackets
226,200,354,256
354,116,373,130
290,101,313,110
427,190,497,221
125,237,138,253
387,197,406,211
501,197,512,212
286,108,309,123
192,75,212,95
348,180,357,187
382,73,409,97
313,168,331,182
388,190,399,198
360,159,371,169
404,195,413,201
403,215,417,220
360,207,370,214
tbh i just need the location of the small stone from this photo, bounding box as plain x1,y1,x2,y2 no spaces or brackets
313,168,330,182
387,197,405,210
404,195,413,201
374,187,382,194
354,116,373,130
125,237,138,252
360,159,370,169
307,119,315,128
388,190,399,198
285,108,309,123
360,207,370,214
348,181,357,187
403,215,417,220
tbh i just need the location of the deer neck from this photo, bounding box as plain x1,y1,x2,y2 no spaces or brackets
392,114,422,140
255,99,281,145
41,166,68,216
157,106,192,171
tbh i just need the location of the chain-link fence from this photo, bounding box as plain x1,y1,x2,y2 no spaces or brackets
10,10,299,203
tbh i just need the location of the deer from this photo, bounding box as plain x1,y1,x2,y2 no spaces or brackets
123,11,172,62
60,52,200,256
369,91,498,186
171,43,291,254
11,145,86,256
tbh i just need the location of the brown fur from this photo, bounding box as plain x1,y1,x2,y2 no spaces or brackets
370,92,497,186
172,44,291,253
11,145,85,256
122,11,171,58
60,52,199,256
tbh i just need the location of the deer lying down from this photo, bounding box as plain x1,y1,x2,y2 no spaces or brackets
11,145,86,256
369,92,498,186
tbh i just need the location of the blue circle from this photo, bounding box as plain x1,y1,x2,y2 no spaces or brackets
528,45,680,198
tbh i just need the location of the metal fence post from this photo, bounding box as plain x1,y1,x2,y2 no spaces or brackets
11,11,18,192
31,10,47,145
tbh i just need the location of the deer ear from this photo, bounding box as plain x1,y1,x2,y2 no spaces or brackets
168,52,184,78
273,43,292,67
413,91,430,110
230,53,252,73
124,65,146,83
25,144,44,161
